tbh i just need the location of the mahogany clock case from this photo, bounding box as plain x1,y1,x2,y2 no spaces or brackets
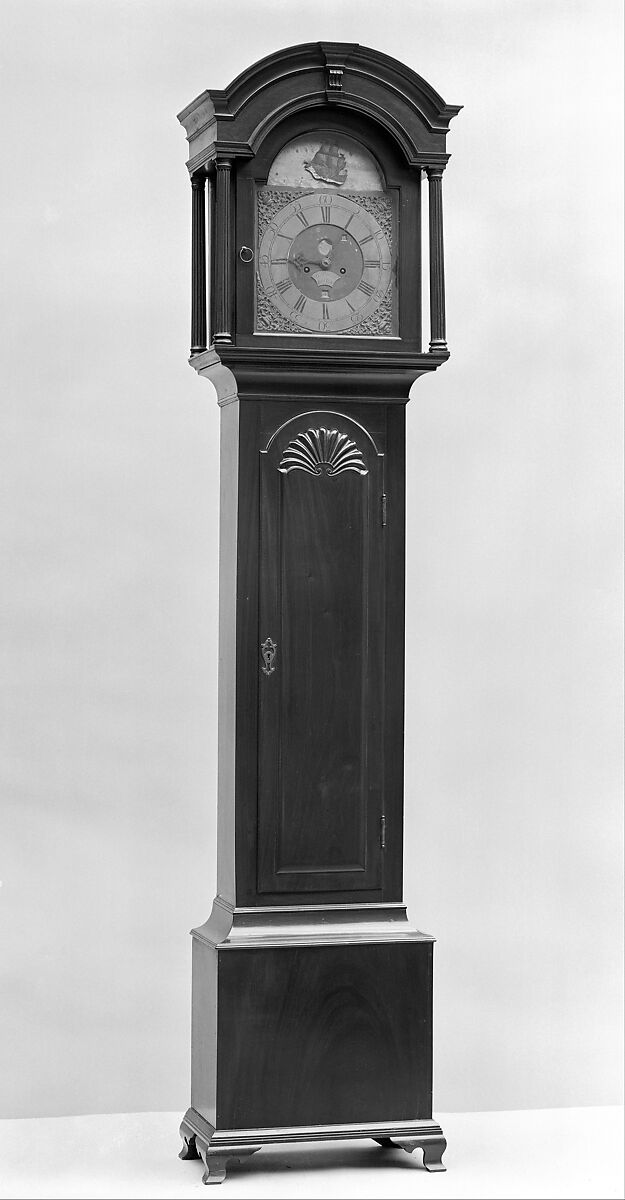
228,397,407,910
190,937,434,1129
177,41,459,1184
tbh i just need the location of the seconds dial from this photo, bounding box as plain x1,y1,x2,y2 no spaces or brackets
257,191,393,334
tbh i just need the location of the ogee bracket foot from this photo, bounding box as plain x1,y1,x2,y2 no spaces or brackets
395,1135,447,1171
196,1141,261,1185
373,1133,447,1171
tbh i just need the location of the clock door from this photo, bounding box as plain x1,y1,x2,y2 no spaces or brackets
257,411,385,895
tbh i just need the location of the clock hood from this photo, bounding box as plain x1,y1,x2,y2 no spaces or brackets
177,41,461,176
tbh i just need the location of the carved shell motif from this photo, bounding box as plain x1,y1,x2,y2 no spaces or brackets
279,428,367,476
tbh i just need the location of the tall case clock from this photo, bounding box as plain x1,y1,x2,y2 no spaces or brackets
177,43,460,1185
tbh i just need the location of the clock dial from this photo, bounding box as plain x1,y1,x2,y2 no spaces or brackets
256,190,394,335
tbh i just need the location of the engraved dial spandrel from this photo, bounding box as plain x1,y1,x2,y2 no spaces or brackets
256,189,395,335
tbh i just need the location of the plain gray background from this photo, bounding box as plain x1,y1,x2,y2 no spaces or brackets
0,0,622,1121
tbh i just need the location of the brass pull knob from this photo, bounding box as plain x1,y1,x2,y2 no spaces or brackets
260,637,277,676
239,245,254,263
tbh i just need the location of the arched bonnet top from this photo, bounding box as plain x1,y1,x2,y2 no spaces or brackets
178,41,461,175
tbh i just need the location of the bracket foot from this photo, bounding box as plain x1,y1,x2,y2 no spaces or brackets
178,1118,199,1161
372,1133,447,1171
196,1140,261,1185
395,1136,447,1171
422,1138,447,1172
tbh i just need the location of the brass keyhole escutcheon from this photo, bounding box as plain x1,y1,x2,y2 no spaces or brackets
260,637,277,675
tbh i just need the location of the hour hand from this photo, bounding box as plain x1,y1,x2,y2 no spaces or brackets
291,253,320,273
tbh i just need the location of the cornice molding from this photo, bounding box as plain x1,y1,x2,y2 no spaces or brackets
178,42,461,172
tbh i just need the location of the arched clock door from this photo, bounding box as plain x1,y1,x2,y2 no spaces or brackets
233,112,418,347
257,409,385,896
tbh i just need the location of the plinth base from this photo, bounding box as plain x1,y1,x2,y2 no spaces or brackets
180,1107,446,1184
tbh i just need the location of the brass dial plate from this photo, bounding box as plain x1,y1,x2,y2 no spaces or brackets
256,190,393,335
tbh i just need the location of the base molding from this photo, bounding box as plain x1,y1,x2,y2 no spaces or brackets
180,1107,447,1183
192,895,435,950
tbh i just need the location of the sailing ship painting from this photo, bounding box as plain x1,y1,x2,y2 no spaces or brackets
266,132,384,192
304,143,348,186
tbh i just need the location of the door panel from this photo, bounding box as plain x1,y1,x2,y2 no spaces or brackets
257,412,385,894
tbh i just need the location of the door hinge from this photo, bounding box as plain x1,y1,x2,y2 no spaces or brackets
381,493,387,526
380,814,386,849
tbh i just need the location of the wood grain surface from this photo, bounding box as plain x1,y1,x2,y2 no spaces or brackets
214,941,433,1129
257,410,384,894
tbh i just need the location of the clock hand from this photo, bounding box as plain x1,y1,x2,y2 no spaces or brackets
291,253,325,270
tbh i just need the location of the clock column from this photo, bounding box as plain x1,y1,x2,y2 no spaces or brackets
190,169,207,356
214,159,233,346
426,165,448,354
